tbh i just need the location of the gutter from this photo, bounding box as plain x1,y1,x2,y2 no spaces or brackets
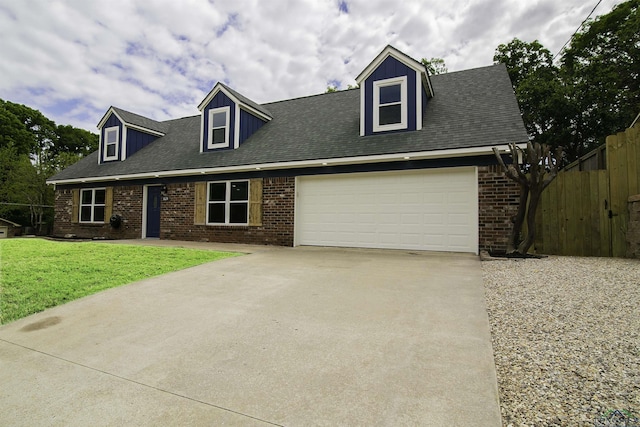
47,143,526,186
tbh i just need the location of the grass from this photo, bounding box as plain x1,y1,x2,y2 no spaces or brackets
0,238,241,324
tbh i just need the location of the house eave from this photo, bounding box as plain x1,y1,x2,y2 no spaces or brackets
46,143,527,186
198,83,272,122
355,45,427,84
97,107,124,130
97,107,166,136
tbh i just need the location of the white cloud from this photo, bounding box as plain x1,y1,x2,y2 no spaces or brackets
0,0,623,131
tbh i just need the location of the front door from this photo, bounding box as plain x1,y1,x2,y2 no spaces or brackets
146,186,162,238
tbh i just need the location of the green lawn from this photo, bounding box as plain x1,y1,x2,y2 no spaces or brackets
0,238,241,324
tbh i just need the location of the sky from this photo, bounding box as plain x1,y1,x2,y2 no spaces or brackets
0,0,622,132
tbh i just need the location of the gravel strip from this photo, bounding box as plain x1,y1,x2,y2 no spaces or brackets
482,256,640,426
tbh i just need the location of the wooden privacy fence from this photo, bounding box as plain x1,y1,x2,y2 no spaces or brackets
535,124,640,257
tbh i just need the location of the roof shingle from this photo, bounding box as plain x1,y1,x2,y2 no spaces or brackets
49,63,528,182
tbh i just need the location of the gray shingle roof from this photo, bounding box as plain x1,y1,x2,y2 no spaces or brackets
49,63,528,182
218,83,273,118
111,106,170,134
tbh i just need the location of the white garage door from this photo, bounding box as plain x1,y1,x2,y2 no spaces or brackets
295,167,478,253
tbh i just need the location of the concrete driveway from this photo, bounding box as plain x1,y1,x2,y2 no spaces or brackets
0,245,500,426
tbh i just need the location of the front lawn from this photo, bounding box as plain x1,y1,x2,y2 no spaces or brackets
0,238,240,324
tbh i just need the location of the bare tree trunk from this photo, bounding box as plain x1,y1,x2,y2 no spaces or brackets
493,142,561,256
517,185,541,254
508,184,529,253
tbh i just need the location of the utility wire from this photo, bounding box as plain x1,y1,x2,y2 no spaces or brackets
552,0,606,61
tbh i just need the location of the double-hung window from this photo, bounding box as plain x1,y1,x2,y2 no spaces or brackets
373,76,407,132
103,126,119,161
207,180,249,225
80,188,106,223
208,106,230,149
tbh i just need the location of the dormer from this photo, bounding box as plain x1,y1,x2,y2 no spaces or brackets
97,107,167,164
355,45,434,136
198,83,272,152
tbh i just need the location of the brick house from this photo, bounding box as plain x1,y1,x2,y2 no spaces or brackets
47,45,525,254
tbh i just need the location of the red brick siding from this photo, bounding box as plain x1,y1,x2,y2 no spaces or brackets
477,165,520,253
53,186,142,239
53,169,516,252
160,177,295,246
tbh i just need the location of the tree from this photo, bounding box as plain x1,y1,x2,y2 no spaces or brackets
494,0,640,163
493,39,573,159
494,39,554,88
562,0,640,156
0,98,98,230
420,57,447,75
493,143,562,255
52,125,98,171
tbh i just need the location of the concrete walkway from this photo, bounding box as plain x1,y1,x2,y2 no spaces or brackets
0,243,501,426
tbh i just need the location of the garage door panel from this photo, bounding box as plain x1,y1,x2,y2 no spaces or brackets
296,168,478,253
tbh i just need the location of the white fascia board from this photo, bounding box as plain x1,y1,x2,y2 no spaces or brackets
97,107,165,137
359,86,365,136
415,72,422,131
97,128,102,165
197,83,223,111
47,143,528,185
97,107,122,129
233,103,240,149
356,45,426,84
125,123,165,137
199,84,272,122
121,125,128,161
199,113,205,153
239,104,272,122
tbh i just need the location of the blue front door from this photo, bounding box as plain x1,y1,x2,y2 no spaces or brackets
146,186,162,238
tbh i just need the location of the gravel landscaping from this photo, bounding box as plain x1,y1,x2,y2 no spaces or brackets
482,256,640,426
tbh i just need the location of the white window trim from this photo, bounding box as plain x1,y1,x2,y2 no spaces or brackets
103,126,119,161
207,106,231,149
79,188,106,223
372,76,407,132
206,180,249,226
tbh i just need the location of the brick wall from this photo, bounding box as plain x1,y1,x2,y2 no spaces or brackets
160,177,295,246
54,170,517,252
53,186,142,239
477,165,520,253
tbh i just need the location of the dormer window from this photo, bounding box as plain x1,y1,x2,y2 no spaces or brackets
208,106,230,149
103,126,119,161
373,76,407,132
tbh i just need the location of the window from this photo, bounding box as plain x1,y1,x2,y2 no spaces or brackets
207,180,249,225
373,76,407,132
80,188,106,223
103,126,119,161
208,106,230,149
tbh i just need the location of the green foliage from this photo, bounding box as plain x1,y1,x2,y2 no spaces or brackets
494,0,640,163
326,85,338,93
0,98,98,228
494,39,554,87
0,239,241,324
562,0,640,156
420,57,448,75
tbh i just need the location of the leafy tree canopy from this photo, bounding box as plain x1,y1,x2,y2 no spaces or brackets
494,0,639,163
0,98,99,229
420,57,448,75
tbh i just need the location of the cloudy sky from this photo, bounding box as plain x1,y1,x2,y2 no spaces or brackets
0,0,620,132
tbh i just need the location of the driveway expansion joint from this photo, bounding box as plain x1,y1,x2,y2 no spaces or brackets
0,338,284,427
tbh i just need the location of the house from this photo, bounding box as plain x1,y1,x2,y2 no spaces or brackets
47,45,527,254
0,218,22,238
